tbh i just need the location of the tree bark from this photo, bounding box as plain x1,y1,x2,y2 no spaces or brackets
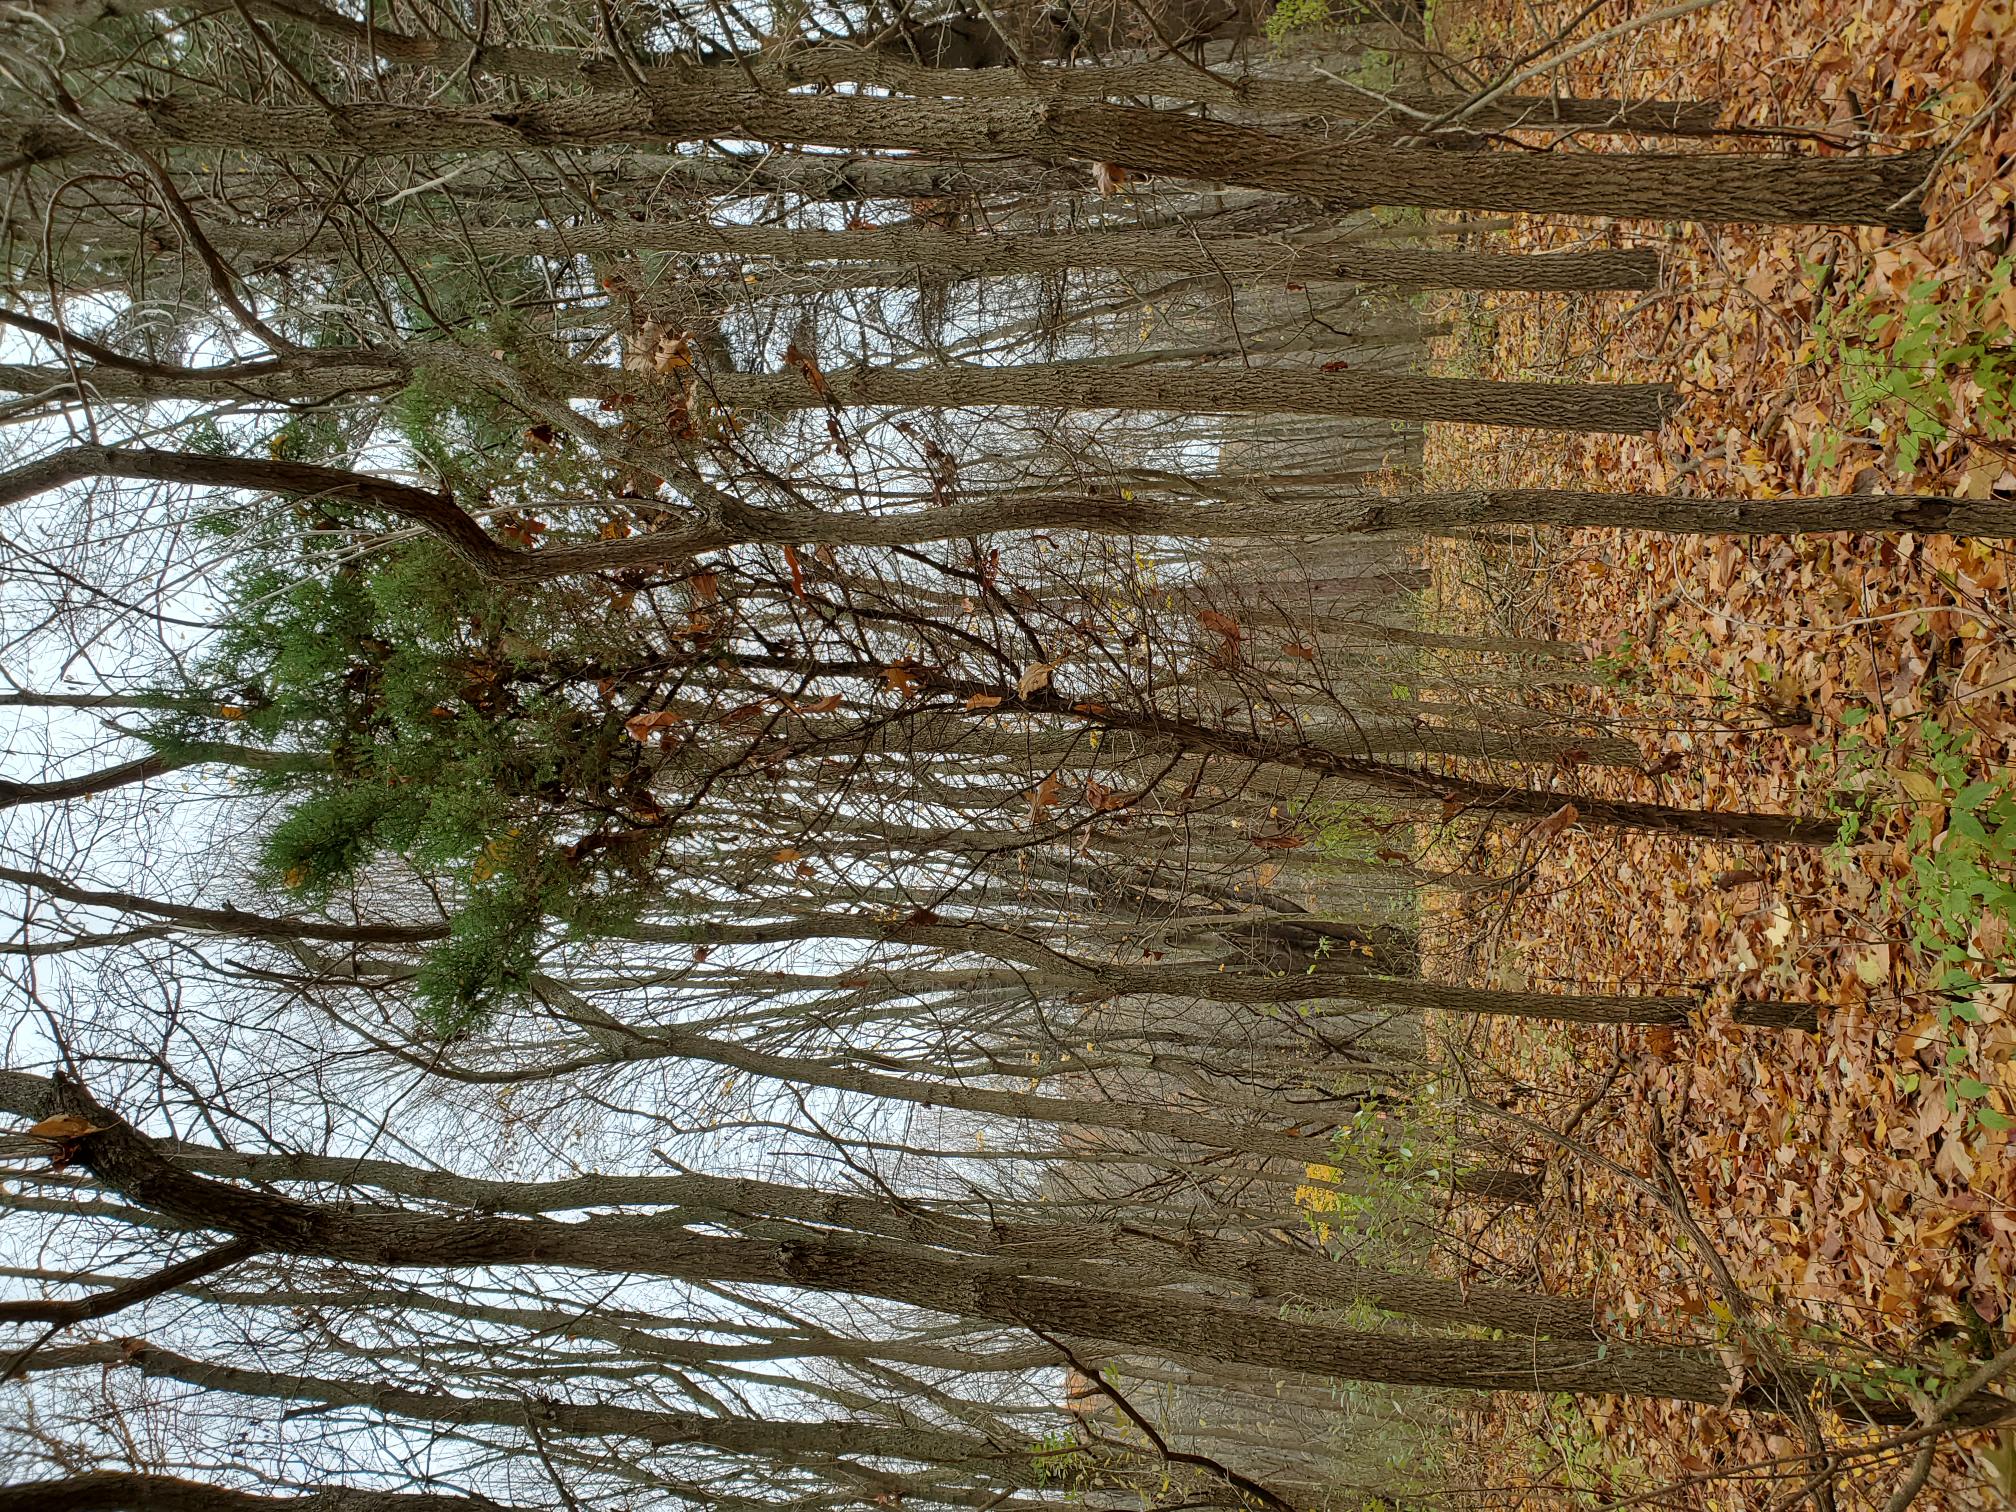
0,1070,1854,1416
29,1341,1034,1478
0,1473,534,1512
208,218,1665,292
21,93,1933,227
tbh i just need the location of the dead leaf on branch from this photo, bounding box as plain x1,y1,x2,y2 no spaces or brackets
1085,780,1132,813
1529,803,1580,843
1196,609,1242,646
1016,662,1057,697
25,1114,109,1141
624,709,687,743
964,693,1004,711
1027,773,1063,827
784,341,830,398
881,665,922,699
1251,832,1307,850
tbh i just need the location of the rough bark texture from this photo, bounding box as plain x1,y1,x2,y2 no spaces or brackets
31,1342,1028,1476
0,1070,1850,1414
690,362,1674,432
168,1138,1598,1336
208,219,1665,292
19,94,1933,227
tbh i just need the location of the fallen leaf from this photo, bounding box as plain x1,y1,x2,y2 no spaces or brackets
1252,832,1307,850
1282,642,1318,661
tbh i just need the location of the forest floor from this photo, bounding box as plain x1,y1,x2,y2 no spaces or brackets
1415,0,2016,1505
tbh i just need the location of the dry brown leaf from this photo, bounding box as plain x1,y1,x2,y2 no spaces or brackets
1282,642,1318,661
1091,162,1130,196
1251,832,1307,850
26,1114,106,1141
1027,773,1063,826
1016,662,1056,697
1196,609,1241,643
1529,802,1580,843
624,709,686,742
882,665,922,698
964,693,1005,711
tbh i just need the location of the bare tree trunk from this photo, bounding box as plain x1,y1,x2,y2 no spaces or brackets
20,93,1932,228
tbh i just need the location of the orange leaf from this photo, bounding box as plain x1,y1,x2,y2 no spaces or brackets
625,709,687,741
782,544,807,598
1281,642,1317,661
1027,773,1063,826
785,342,830,398
216,704,246,720
773,847,804,863
1196,609,1241,643
26,1114,106,1141
792,694,844,715
691,571,719,603
964,693,1005,710
882,665,922,698
1091,162,1131,196
1529,802,1580,843
1086,780,1131,813
1252,832,1307,850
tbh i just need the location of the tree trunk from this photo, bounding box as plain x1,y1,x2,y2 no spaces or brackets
206,218,1665,292
26,94,1933,227
0,1070,1859,1417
